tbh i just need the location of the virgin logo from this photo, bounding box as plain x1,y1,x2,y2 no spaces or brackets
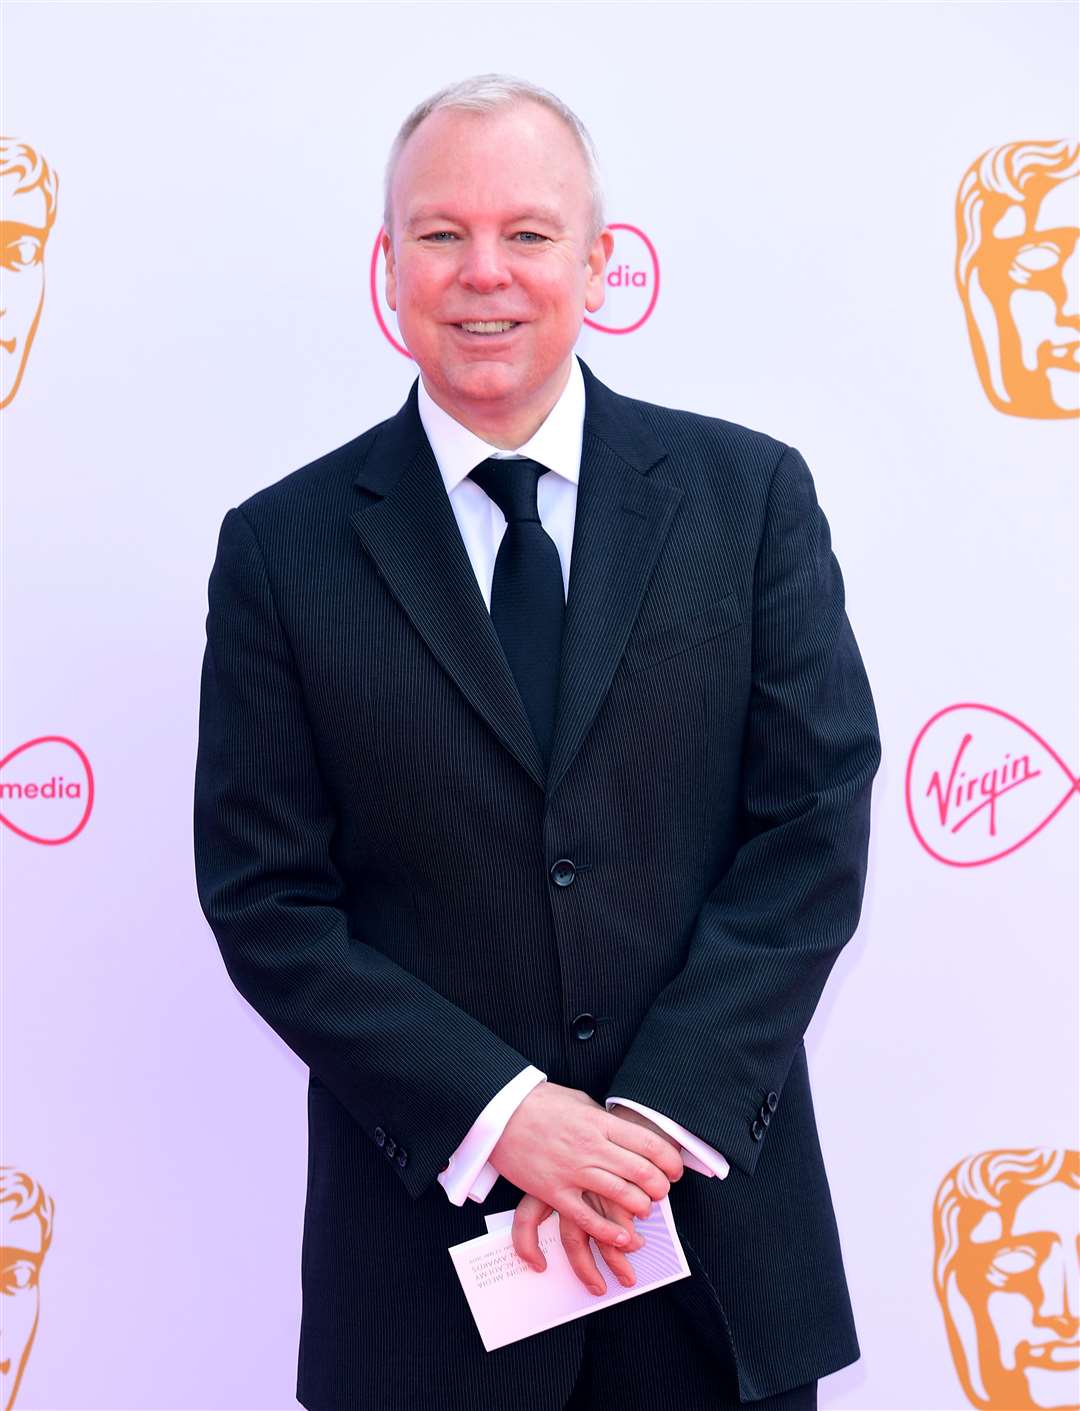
0,735,94,844
369,221,660,358
905,703,1078,866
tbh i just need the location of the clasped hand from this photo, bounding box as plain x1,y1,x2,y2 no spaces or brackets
487,1081,684,1297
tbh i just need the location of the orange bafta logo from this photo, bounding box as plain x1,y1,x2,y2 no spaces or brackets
955,140,1079,419
933,1149,1079,1408
0,1167,55,1410
0,138,59,410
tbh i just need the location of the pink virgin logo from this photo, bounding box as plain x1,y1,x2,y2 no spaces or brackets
369,221,660,357
0,735,94,844
905,703,1079,866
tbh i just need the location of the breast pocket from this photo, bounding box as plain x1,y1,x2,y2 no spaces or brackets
623,592,743,672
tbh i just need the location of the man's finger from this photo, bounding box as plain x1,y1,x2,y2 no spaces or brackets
605,1110,685,1183
512,1194,553,1271
580,1164,655,1218
583,1193,639,1288
562,1188,638,1249
560,1207,608,1296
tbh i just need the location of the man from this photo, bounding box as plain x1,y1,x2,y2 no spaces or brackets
193,74,882,1411
932,1147,1080,1409
0,1165,56,1411
0,137,60,410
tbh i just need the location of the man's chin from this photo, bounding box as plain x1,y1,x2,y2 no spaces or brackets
437,362,529,402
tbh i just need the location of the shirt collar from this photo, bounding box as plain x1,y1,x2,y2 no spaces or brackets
416,354,584,494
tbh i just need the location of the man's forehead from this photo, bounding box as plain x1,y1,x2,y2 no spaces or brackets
396,103,585,190
1010,1180,1075,1234
0,1211,43,1254
0,179,48,230
1033,175,1078,233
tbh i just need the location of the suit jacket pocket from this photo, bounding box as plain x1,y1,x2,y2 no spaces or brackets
623,592,742,672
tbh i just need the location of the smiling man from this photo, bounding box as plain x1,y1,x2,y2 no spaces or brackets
194,74,882,1411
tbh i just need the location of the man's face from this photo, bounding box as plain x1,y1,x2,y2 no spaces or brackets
0,177,50,410
0,1202,44,1409
382,100,613,423
960,171,1079,417
950,1180,1079,1407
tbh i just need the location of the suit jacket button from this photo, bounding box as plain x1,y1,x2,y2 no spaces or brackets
571,1012,596,1041
759,1106,771,1126
550,858,577,887
751,1118,764,1141
766,1091,779,1112
397,1149,408,1167
374,1127,386,1147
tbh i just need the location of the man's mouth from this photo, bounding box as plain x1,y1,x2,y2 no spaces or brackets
1021,1339,1080,1367
455,320,520,336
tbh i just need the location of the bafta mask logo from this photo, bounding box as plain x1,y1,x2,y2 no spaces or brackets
955,140,1079,418
933,1149,1079,1409
1,1167,55,1410
0,138,60,410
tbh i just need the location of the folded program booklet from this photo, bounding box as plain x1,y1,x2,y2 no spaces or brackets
447,1198,691,1351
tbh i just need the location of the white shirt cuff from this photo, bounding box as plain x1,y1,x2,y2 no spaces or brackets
437,1065,548,1205
606,1096,730,1179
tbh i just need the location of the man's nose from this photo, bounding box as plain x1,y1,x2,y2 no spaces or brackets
457,238,512,292
1060,244,1078,320
1036,1242,1080,1326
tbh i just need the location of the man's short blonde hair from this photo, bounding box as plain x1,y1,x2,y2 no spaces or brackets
383,73,606,245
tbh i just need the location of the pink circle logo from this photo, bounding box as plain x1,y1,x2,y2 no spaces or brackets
0,735,94,844
369,220,660,358
905,703,1078,866
369,227,410,359
584,223,660,336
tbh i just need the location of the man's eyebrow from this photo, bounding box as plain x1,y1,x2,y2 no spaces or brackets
0,1246,42,1263
0,222,48,239
406,207,566,229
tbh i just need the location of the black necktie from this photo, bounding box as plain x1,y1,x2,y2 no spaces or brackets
467,456,565,768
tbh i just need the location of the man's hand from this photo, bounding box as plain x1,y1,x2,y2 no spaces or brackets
488,1083,684,1295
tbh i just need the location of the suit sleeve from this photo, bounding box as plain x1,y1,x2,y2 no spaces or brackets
193,506,534,1200
603,444,881,1180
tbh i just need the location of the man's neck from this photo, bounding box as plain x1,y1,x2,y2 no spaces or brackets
421,357,573,450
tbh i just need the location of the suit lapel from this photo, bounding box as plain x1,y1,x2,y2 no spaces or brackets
545,361,683,798
349,382,547,789
348,358,683,799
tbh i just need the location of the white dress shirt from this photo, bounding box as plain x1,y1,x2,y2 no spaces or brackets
416,354,731,1206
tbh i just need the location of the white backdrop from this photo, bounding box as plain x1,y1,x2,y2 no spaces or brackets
3,4,1077,1409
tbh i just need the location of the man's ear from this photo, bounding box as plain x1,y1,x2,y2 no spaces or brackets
584,228,615,315
382,228,397,312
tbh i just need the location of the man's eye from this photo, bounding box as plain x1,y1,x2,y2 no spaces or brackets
2,1260,38,1292
2,236,43,269
515,232,548,243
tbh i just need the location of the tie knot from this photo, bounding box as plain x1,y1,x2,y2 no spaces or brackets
467,456,548,523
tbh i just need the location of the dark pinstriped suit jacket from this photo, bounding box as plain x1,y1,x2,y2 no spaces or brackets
193,357,882,1409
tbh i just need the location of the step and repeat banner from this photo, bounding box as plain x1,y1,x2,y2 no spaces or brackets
2,4,1077,1408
